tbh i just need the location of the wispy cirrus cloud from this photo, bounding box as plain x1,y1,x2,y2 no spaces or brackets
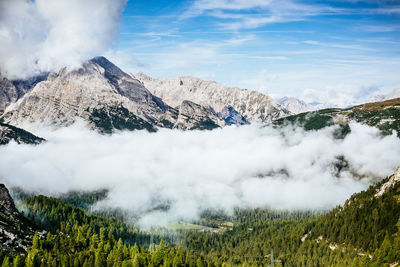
355,24,400,32
303,40,376,51
182,0,341,30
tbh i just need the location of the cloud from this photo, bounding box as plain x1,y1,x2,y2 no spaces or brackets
182,0,340,30
0,0,126,79
303,40,375,51
1,121,399,227
355,24,400,32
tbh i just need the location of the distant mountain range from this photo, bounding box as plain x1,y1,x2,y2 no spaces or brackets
370,88,400,102
278,96,336,114
0,57,290,144
0,56,399,145
278,88,400,115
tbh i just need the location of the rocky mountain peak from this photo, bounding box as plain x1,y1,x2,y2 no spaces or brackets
89,56,132,80
0,56,292,134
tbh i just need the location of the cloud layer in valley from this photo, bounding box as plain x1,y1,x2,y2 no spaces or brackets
1,122,399,227
0,0,126,79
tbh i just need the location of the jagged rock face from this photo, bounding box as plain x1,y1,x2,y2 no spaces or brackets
175,100,225,130
0,73,48,114
1,57,182,133
0,184,17,211
0,122,45,145
134,73,291,123
0,184,34,254
218,106,249,126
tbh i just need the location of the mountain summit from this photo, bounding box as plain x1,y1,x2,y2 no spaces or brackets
0,57,289,133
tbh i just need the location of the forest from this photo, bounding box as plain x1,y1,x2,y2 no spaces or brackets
1,172,399,267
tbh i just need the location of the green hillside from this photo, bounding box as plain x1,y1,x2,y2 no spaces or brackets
1,168,400,266
275,98,400,137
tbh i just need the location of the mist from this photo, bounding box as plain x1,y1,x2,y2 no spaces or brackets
0,0,126,79
1,121,399,227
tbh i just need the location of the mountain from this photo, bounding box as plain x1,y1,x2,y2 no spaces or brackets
278,96,315,114
275,97,400,136
134,72,291,123
0,57,291,134
0,57,226,133
175,100,224,130
0,122,45,145
0,73,49,114
185,166,400,266
278,96,334,114
308,166,400,264
0,184,34,255
371,88,400,102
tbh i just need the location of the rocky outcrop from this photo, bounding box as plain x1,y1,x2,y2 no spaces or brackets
0,73,48,115
375,166,400,197
218,106,249,126
175,100,224,130
134,72,291,123
0,184,34,254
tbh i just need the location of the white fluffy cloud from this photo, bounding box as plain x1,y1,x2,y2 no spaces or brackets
0,0,126,79
1,122,399,227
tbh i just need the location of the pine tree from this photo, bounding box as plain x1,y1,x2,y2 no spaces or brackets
1,257,10,267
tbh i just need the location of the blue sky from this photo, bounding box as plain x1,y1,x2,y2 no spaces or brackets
111,0,400,106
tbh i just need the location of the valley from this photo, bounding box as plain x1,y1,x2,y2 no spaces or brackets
1,166,399,266
1,57,400,266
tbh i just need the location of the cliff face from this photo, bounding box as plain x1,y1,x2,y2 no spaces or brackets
174,100,225,130
0,184,34,254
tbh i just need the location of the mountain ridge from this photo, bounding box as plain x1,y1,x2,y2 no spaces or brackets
0,57,290,134
133,72,291,123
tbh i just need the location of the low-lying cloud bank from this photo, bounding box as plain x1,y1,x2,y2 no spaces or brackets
1,122,399,227
0,0,126,79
